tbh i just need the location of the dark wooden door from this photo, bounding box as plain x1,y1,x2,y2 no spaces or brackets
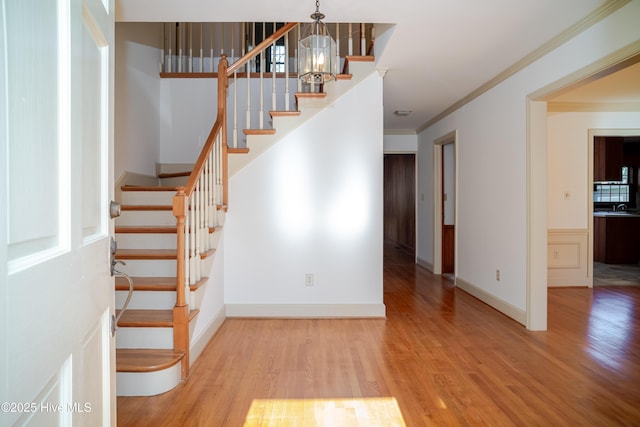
384,154,416,254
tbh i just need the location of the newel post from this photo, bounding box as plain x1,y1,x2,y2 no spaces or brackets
172,186,189,378
218,54,230,206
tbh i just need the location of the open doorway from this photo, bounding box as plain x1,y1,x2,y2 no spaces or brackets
591,132,640,286
383,154,416,256
433,131,457,278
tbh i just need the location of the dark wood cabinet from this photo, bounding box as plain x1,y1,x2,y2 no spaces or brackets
594,136,624,182
594,215,640,264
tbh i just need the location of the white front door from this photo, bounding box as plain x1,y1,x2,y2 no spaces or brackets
1,0,115,425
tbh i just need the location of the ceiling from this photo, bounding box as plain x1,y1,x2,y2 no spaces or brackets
116,0,632,133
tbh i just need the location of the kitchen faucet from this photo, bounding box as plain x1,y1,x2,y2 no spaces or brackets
613,203,627,211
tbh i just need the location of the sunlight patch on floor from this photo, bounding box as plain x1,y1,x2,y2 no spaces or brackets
244,397,407,426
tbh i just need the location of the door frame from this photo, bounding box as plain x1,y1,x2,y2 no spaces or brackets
526,43,640,331
433,130,457,276
587,128,640,287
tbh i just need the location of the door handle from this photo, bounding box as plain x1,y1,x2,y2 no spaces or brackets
109,200,121,219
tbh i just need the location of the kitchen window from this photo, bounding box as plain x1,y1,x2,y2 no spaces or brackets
594,166,630,202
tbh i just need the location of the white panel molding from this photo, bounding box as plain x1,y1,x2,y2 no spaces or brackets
456,277,527,326
547,229,589,287
225,304,386,318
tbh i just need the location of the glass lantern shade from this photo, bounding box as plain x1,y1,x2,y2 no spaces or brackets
298,19,337,84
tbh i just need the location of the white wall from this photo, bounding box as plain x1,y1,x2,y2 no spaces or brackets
384,133,417,152
115,23,162,179
547,111,640,229
224,73,384,315
417,1,640,316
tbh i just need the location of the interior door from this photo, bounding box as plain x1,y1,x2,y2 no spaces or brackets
1,0,115,425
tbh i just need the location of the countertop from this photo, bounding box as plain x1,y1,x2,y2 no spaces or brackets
593,211,640,218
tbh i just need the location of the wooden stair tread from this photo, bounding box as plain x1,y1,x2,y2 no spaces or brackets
116,348,185,373
115,226,177,234
121,205,172,211
342,55,375,74
336,74,352,80
228,147,250,154
115,226,219,234
115,249,177,260
115,276,207,292
243,129,276,135
295,92,327,99
121,185,180,192
157,171,190,179
269,110,301,118
115,309,200,327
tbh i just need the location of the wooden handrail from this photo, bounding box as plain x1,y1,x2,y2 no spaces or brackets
227,22,298,76
183,115,223,197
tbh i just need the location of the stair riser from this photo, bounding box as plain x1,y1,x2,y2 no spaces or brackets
116,211,176,227
159,176,189,187
121,191,176,205
116,290,177,310
116,367,182,397
117,259,176,277
115,234,177,250
116,327,174,349
116,286,205,310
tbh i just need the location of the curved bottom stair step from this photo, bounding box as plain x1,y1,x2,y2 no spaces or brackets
116,348,184,373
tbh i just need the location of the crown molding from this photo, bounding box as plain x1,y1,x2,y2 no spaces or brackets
416,0,631,133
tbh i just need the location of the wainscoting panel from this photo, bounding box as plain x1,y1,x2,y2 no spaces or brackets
547,229,589,287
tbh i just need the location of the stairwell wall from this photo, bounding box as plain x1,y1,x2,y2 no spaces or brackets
224,73,385,317
115,23,162,180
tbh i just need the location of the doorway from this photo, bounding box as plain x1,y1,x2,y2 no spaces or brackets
383,154,416,256
591,132,640,286
433,131,457,277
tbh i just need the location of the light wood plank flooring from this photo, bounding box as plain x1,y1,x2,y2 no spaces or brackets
117,244,640,426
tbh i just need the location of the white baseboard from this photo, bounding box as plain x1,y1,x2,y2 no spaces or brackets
225,304,386,318
189,305,226,366
416,257,434,273
455,277,526,325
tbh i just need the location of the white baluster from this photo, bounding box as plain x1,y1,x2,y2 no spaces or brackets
203,160,209,251
259,23,265,129
178,23,183,73
233,70,238,148
189,194,196,284
184,204,190,286
194,181,201,282
199,23,203,72
210,23,214,72
168,23,172,73
246,23,254,132
297,24,302,93
272,22,276,112
285,28,290,111
188,23,193,73
360,23,365,56
348,23,353,56
208,149,215,227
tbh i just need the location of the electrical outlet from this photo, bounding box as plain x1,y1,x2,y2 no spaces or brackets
496,269,500,281
305,274,314,286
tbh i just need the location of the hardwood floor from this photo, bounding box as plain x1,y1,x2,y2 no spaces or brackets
117,244,640,426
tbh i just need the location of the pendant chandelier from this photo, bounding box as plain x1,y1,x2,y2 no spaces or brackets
298,0,337,84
